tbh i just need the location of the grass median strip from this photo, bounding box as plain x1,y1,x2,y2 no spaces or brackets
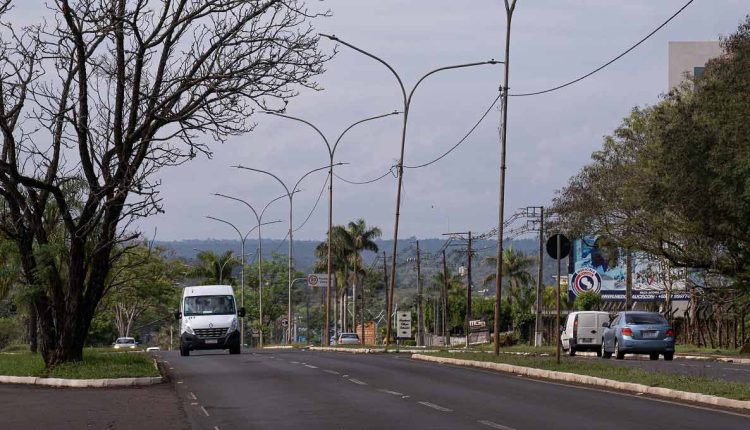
424,351,750,401
0,349,159,379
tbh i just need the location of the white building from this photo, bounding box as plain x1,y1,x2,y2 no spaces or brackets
668,41,723,90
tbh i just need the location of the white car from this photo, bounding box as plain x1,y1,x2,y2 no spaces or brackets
336,333,361,345
113,337,138,350
146,346,161,352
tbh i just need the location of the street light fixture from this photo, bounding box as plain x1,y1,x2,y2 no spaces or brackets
261,110,399,345
233,163,343,344
212,192,292,348
319,33,502,346
205,215,281,348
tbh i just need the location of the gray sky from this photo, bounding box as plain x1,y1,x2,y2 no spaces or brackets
16,1,747,242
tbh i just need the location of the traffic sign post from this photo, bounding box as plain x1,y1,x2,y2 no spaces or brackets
396,311,411,339
307,273,334,289
546,233,570,365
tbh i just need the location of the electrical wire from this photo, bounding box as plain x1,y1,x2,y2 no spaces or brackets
333,168,394,185
404,92,501,169
509,0,695,97
293,175,329,233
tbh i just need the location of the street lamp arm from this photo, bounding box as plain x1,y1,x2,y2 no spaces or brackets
408,61,502,104
320,33,407,103
263,112,332,157
233,165,292,198
245,219,282,241
332,111,401,155
292,163,343,195
262,192,295,219
213,193,260,224
205,215,243,240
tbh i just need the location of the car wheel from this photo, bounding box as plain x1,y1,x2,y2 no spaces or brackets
180,345,189,357
568,345,576,357
601,341,612,359
664,352,674,361
614,340,624,360
649,353,659,360
229,345,241,355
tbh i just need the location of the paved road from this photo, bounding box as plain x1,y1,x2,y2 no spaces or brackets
162,349,750,430
0,383,188,430
573,354,750,384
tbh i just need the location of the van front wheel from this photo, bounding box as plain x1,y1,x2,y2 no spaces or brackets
229,345,241,355
180,345,190,357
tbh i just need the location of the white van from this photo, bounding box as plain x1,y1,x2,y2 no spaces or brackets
174,285,245,356
561,311,610,357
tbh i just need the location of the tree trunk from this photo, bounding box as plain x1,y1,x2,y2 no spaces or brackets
28,304,37,353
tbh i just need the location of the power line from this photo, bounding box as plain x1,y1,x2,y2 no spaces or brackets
333,168,395,185
293,175,329,233
510,0,695,97
404,92,501,169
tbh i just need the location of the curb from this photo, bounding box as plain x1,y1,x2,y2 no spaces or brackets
308,346,441,354
262,345,295,350
0,375,163,388
411,354,750,411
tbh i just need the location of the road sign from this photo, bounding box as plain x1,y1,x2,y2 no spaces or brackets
396,311,412,339
281,318,288,327
251,329,260,338
546,234,571,260
307,273,334,288
469,319,486,331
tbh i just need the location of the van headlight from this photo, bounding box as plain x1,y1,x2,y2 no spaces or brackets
229,318,238,333
184,324,195,335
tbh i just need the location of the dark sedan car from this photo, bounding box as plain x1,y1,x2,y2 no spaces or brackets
601,311,675,360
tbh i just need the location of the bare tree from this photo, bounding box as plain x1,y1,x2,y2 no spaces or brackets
0,0,328,367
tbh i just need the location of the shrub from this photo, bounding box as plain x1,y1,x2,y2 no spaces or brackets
574,291,603,311
0,317,24,350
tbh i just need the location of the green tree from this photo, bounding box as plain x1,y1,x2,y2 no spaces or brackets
574,291,603,311
191,250,238,285
482,246,535,310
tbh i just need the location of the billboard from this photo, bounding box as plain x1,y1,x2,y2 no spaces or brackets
568,236,690,302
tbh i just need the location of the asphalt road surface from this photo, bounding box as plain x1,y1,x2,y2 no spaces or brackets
573,354,750,384
162,349,750,430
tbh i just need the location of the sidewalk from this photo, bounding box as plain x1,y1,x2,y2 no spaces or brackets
0,383,188,430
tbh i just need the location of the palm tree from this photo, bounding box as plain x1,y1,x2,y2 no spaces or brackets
482,246,535,311
192,250,238,285
314,225,352,334
345,219,381,341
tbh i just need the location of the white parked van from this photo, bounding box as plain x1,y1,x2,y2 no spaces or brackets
561,311,610,357
174,285,245,356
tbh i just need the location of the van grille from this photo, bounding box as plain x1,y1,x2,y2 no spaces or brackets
194,327,228,338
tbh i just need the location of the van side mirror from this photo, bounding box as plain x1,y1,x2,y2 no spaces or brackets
238,307,246,318
174,310,182,320
602,321,610,328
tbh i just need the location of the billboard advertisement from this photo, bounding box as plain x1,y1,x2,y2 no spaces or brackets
568,236,690,302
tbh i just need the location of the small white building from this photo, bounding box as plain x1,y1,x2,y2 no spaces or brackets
668,41,723,90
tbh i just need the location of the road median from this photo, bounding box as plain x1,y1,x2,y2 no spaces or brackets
412,353,750,411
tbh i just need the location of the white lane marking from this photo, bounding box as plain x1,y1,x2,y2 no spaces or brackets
379,389,404,396
177,381,183,384
200,406,210,417
190,402,198,406
478,420,516,430
291,361,300,364
402,395,410,399
323,370,340,375
189,392,197,400
342,374,349,378
348,378,367,385
418,401,452,412
305,364,318,369
214,427,220,430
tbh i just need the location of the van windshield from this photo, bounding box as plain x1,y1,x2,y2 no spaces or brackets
184,295,236,316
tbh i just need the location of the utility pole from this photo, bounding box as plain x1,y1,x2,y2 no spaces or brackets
442,249,450,347
382,251,389,344
535,207,544,347
466,231,473,351
416,240,424,347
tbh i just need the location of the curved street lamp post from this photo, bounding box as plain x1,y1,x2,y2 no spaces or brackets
205,215,281,348
233,163,343,344
212,192,291,348
320,33,501,346
261,111,399,345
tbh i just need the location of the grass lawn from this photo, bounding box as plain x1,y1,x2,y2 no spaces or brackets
676,345,744,357
424,351,750,401
0,348,159,379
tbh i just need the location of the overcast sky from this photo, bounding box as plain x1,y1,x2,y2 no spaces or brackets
15,1,747,242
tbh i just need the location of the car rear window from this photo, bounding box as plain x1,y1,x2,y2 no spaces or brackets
625,313,667,325
341,334,358,339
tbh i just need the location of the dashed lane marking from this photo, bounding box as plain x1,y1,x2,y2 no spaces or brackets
417,401,452,412
200,406,210,417
478,420,516,430
378,389,404,396
291,361,300,364
189,392,197,400
323,370,340,375
305,364,318,369
348,378,367,385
